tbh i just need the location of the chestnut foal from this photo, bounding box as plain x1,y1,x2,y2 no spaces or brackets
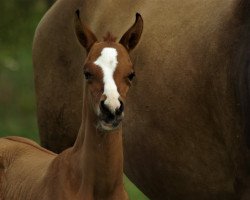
0,11,143,200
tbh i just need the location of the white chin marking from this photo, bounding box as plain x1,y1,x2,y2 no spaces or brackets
94,47,120,113
100,123,115,131
98,120,120,132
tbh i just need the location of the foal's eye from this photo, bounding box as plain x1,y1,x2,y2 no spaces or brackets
84,71,93,80
127,72,135,81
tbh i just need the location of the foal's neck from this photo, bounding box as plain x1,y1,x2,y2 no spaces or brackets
71,95,124,197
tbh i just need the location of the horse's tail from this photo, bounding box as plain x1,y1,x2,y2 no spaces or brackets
236,0,250,21
234,0,250,148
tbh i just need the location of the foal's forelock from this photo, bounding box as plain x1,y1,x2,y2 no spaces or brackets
94,47,120,112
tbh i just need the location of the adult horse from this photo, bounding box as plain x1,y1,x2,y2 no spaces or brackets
33,0,250,199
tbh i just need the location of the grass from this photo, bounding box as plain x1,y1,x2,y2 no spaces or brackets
0,1,149,199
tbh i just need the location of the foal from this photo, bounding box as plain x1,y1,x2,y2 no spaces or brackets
0,11,143,200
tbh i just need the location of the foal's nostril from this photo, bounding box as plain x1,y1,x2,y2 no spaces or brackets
100,100,108,113
100,100,115,121
115,100,124,116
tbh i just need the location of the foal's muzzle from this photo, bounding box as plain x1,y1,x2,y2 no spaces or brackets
99,100,124,131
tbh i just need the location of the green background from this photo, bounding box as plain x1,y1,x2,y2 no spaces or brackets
0,1,149,199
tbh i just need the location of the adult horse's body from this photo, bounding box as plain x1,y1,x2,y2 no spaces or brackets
33,0,250,199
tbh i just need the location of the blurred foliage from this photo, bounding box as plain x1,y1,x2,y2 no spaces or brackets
0,0,48,140
0,1,149,199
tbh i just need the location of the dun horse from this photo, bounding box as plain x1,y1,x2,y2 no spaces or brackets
0,11,143,200
33,0,250,199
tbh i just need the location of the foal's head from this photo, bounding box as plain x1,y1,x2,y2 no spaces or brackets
75,11,143,131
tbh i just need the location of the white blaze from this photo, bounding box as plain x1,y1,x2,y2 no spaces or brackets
94,47,120,113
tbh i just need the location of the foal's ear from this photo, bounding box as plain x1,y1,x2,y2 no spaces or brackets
75,10,97,52
119,13,143,52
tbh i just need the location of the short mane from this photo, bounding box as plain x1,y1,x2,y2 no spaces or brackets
103,32,117,43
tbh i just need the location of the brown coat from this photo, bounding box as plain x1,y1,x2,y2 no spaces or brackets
0,133,127,200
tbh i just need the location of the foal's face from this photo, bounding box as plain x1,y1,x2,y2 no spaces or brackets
84,42,135,130
75,11,143,131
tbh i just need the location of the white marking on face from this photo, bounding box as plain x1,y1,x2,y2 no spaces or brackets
94,47,120,113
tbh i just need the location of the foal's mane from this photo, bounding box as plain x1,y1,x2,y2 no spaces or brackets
103,32,117,43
